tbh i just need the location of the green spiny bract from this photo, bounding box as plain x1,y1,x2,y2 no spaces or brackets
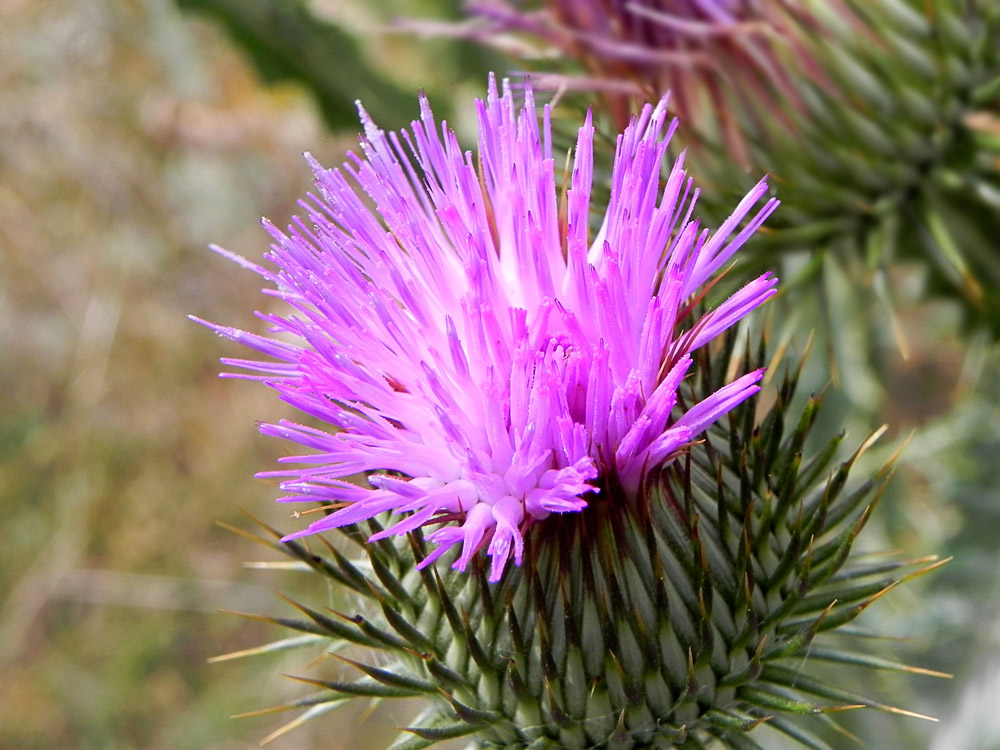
220,333,941,750
691,0,1000,334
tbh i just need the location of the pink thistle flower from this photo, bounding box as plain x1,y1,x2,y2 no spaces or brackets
418,1,833,164
197,76,778,583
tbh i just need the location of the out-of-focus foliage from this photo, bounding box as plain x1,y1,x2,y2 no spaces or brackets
174,0,415,129
0,0,413,747
173,0,501,133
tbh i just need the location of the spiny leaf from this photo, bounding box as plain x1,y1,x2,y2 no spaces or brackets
285,673,428,699
258,701,344,745
272,594,382,648
759,714,841,750
335,656,440,694
762,663,938,722
217,608,361,643
208,633,326,663
805,646,952,678
403,721,480,741
231,690,349,719
438,689,504,725
739,684,863,717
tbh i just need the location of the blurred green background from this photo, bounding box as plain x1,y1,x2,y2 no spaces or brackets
1,1,998,749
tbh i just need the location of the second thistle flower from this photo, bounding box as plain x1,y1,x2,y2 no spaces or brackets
201,75,778,582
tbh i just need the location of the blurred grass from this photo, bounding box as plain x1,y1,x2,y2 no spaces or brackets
2,0,999,749
0,0,409,747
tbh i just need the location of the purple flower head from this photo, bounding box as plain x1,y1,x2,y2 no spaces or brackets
429,1,830,163
199,76,778,583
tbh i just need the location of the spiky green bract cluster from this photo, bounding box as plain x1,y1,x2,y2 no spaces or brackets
222,334,941,750
693,0,1000,333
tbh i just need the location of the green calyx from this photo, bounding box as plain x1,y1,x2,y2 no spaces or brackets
220,334,943,749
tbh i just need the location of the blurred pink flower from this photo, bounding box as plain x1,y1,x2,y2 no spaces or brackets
448,0,828,162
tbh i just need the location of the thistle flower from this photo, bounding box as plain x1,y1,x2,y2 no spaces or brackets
199,75,778,583
442,0,819,164
203,78,941,750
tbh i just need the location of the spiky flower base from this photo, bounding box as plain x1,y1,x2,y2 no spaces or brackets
223,338,942,750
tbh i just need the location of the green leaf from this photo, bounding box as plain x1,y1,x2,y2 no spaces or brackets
174,0,415,130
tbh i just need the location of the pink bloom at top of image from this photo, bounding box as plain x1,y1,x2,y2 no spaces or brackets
197,74,778,583
455,1,816,162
